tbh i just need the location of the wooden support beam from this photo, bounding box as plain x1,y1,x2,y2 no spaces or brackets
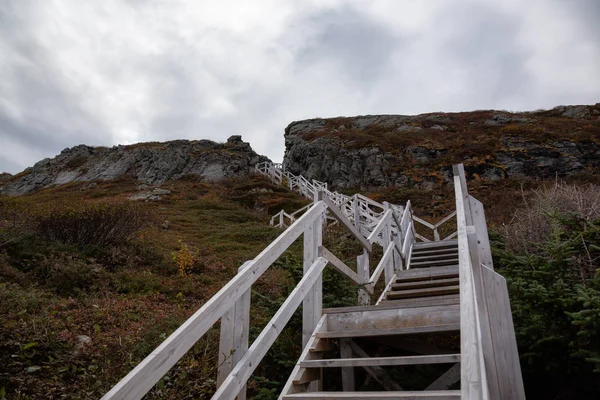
369,242,395,287
348,341,403,391
323,196,372,253
319,246,366,289
357,250,371,305
367,209,392,243
282,315,328,395
213,257,329,400
303,191,324,349
340,338,355,391
217,261,252,391
426,363,461,391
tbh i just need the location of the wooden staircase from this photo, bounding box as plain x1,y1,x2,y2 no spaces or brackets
102,164,525,400
280,241,463,399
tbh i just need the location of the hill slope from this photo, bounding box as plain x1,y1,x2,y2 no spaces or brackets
283,104,600,190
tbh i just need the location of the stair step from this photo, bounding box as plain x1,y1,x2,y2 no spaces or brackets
410,253,459,262
395,266,459,283
391,278,460,290
300,354,460,368
410,259,459,268
283,391,461,400
412,240,458,250
386,285,460,300
316,323,460,338
380,294,460,308
410,248,459,257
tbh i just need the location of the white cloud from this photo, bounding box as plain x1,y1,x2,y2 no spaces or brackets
0,0,598,173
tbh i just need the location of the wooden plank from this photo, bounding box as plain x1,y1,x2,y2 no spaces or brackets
300,354,460,368
217,261,252,389
412,239,458,250
232,262,252,400
410,258,459,267
386,285,460,300
413,215,436,229
396,265,459,280
319,246,365,288
379,295,460,309
426,363,461,390
102,201,328,400
348,341,403,391
411,253,459,262
303,193,323,348
411,248,458,257
326,304,459,330
282,315,328,395
369,242,395,286
282,391,461,399
213,257,328,400
367,209,392,243
323,196,372,253
340,338,355,391
469,195,494,270
357,251,371,305
433,211,457,229
453,164,473,225
317,323,460,339
391,278,460,290
482,265,526,399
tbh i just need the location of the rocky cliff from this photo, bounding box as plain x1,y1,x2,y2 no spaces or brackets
283,104,600,190
0,136,269,195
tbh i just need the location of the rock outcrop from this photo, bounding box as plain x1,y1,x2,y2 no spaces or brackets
283,104,600,190
1,136,269,195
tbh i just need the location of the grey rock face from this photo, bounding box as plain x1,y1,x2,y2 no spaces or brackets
1,136,270,195
283,109,600,190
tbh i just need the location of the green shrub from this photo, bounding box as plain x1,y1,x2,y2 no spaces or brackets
496,187,600,398
35,201,152,246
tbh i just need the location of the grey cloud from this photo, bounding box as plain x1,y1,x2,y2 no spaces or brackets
437,3,532,102
1,0,599,174
294,6,403,84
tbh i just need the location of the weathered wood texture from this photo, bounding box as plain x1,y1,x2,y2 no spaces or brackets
213,257,328,400
218,261,252,398
102,202,327,400
481,265,526,399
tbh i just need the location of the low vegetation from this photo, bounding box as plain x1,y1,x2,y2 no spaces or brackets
493,182,600,399
2,170,600,399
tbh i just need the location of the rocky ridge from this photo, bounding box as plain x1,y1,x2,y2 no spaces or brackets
283,104,600,190
1,136,269,196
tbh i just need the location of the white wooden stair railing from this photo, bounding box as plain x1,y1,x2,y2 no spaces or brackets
102,187,415,400
102,163,525,400
256,162,457,243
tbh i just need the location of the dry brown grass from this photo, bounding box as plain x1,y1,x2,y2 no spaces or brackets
503,182,600,255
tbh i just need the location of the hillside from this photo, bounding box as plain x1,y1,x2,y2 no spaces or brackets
284,104,600,190
0,136,269,196
1,104,600,399
0,173,315,399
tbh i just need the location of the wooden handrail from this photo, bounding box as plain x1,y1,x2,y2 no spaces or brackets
102,201,327,400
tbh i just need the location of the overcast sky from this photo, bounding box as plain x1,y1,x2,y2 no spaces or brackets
1,0,599,174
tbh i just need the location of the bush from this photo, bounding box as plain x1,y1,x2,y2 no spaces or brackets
496,184,600,399
503,182,600,255
35,201,152,246
0,197,30,248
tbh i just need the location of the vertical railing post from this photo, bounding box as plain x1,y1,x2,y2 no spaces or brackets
357,250,370,305
217,261,252,398
302,190,323,348
383,202,394,283
353,195,360,230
